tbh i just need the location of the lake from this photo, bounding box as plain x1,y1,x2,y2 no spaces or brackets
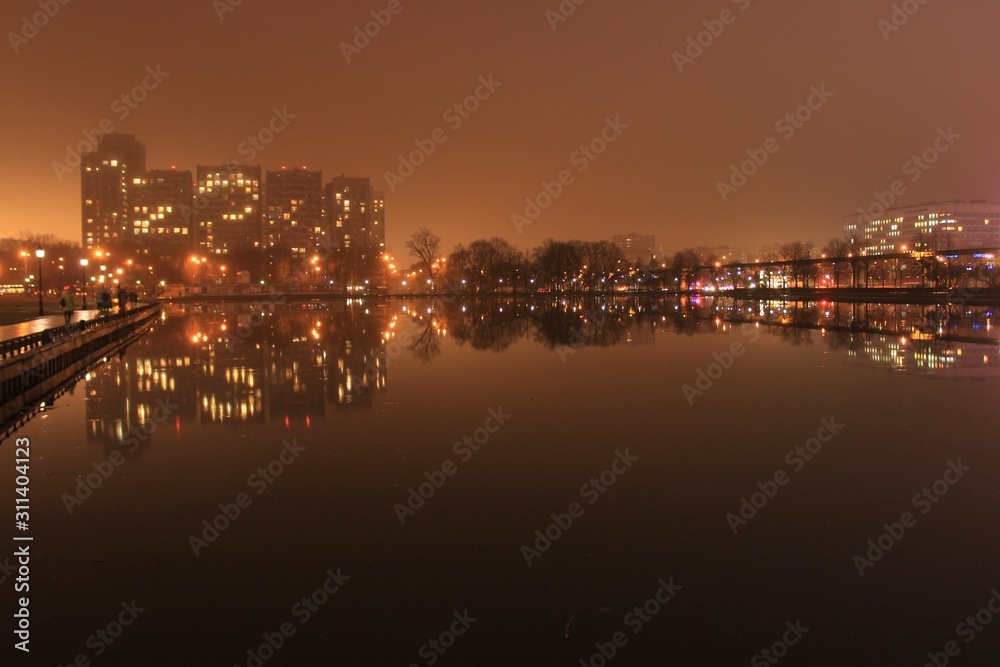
4,297,999,666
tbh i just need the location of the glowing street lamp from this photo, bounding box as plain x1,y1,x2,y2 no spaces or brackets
35,245,45,315
80,258,89,308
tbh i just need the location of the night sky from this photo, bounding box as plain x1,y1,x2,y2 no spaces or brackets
2,0,998,254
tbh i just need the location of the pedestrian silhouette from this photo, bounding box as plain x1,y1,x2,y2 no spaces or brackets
59,286,74,326
97,288,112,314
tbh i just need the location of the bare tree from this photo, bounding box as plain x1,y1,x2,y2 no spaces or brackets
778,242,814,287
669,249,700,290
532,240,584,292
405,228,442,283
823,238,852,288
580,241,626,291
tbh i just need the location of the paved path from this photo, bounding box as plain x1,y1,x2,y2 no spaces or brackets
0,310,100,342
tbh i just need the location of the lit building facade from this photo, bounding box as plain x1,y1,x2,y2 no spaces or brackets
195,164,262,254
129,169,194,246
371,190,386,253
263,168,324,255
845,200,1000,255
81,134,146,249
325,176,373,251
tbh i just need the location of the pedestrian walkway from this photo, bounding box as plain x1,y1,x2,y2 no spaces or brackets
0,310,97,343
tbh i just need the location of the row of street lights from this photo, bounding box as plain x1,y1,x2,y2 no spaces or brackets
26,245,168,317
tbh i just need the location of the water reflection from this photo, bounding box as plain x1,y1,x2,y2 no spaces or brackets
413,296,1000,378
83,296,1000,450
85,302,394,448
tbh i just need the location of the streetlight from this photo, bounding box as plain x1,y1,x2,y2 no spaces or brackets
35,245,45,316
80,258,89,308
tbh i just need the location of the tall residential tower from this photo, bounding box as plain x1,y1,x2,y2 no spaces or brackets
263,168,323,256
195,164,263,254
81,134,146,249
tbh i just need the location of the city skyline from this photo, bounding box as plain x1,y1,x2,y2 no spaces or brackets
78,133,386,259
3,1,998,256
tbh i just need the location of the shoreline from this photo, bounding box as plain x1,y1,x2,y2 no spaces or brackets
159,286,1000,305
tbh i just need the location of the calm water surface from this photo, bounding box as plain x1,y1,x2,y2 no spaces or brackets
3,298,999,666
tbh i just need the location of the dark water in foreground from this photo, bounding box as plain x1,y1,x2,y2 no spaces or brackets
3,298,999,666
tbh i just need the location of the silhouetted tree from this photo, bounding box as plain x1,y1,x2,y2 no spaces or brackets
405,228,442,284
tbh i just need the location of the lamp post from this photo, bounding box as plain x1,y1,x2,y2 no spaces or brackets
35,245,45,316
80,258,89,308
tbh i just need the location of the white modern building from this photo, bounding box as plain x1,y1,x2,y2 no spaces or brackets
845,200,1000,255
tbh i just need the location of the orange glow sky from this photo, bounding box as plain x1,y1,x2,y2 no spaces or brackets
2,0,998,255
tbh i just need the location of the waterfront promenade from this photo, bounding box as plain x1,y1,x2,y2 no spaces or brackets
0,304,160,437
0,310,95,342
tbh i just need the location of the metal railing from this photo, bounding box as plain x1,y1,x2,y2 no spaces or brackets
0,303,159,360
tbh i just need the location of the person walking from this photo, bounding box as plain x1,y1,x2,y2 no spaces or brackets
116,285,126,313
59,286,75,326
97,287,111,314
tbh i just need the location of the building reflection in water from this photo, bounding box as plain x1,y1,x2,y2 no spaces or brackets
85,302,393,447
83,296,999,450
676,297,1000,379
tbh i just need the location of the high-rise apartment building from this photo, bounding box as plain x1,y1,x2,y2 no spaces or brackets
81,134,146,249
263,168,323,255
845,200,1000,255
195,164,263,254
129,169,194,246
80,135,387,260
324,176,372,251
371,190,386,254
